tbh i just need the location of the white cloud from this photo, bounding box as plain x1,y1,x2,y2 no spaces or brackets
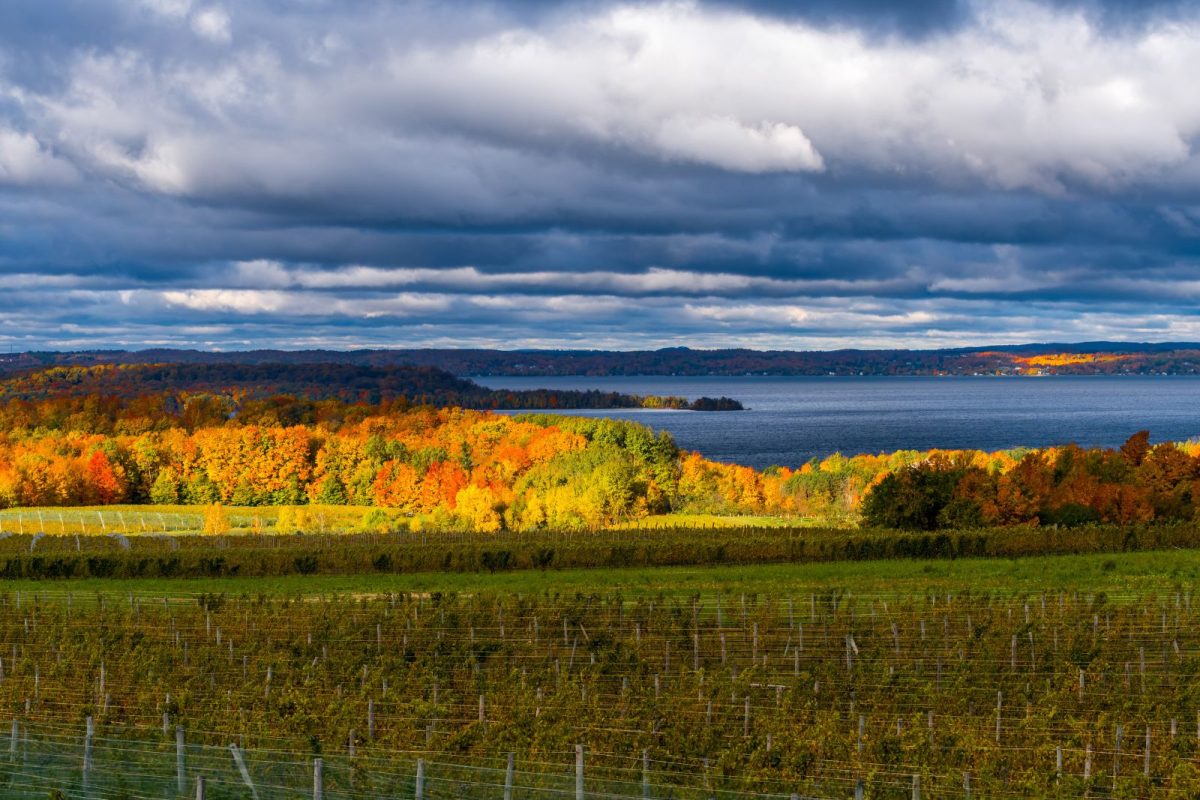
223,262,910,297
190,6,231,45
363,0,1200,190
162,289,289,313
13,0,1200,199
652,116,823,173
156,288,453,317
138,0,192,19
0,130,78,186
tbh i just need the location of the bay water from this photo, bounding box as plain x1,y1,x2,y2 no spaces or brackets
474,375,1200,469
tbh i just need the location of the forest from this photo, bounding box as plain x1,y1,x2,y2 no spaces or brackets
1,373,1199,532
0,362,740,411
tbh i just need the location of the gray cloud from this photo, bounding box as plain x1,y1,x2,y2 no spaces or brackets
2,0,1200,350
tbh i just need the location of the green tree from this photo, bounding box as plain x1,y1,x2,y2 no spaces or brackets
314,475,349,505
149,470,180,505
862,463,965,530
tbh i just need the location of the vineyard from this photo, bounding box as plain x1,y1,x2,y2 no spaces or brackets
4,572,1200,798
0,505,373,537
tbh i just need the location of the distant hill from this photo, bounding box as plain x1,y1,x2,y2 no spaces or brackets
3,342,1200,376
0,363,740,411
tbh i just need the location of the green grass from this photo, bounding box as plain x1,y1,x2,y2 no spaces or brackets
5,546,1197,600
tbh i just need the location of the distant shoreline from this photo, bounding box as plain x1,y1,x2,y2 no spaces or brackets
8,343,1200,377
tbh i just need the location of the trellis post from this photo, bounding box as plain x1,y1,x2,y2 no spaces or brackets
229,743,259,800
1115,724,1123,779
575,743,584,800
1144,726,1151,777
83,716,94,791
176,725,186,794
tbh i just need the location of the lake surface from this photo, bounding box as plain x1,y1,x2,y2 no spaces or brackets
473,376,1200,469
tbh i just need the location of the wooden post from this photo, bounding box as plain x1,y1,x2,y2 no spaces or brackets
575,744,585,800
642,748,650,800
857,714,864,753
176,725,186,794
963,772,971,799
1055,746,1062,779
368,699,375,740
911,773,920,800
744,696,750,737
1084,745,1092,780
854,779,864,800
415,758,425,800
195,776,206,800
504,752,514,800
313,758,323,800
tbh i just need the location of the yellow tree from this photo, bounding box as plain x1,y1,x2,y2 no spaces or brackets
455,483,503,533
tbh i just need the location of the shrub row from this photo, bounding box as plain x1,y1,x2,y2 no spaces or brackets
0,522,1197,580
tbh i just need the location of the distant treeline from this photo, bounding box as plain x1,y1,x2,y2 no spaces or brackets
5,341,1200,376
0,363,740,412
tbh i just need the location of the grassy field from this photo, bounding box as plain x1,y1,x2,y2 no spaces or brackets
611,513,821,529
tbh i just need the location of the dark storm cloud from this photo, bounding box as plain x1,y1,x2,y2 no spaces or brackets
3,0,1200,350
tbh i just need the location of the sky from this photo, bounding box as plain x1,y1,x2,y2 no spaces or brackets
3,0,1200,351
